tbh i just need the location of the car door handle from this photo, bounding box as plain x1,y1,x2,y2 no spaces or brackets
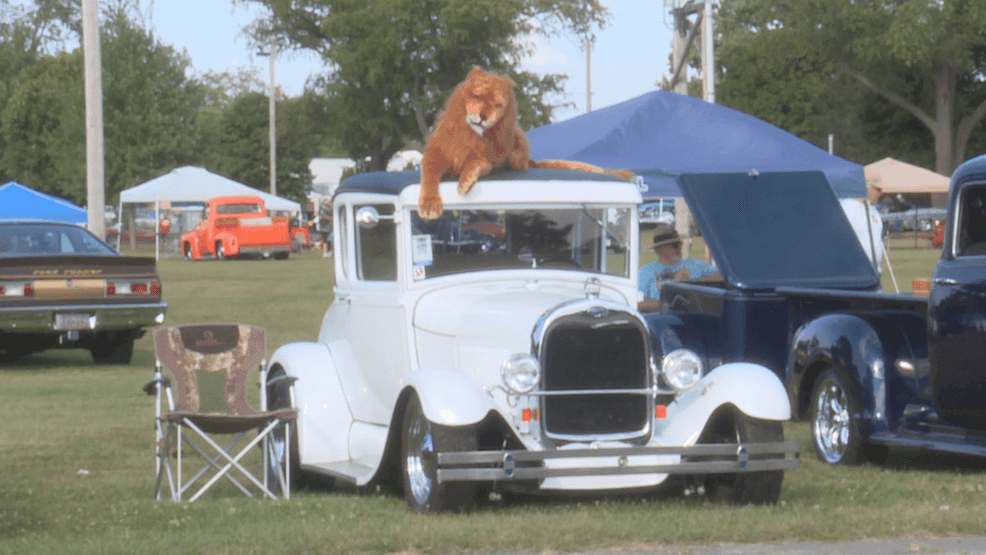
934,278,958,285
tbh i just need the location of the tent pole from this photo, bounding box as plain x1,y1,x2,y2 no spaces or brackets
155,201,160,261
117,197,123,251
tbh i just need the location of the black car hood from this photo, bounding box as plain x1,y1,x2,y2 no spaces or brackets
676,171,880,291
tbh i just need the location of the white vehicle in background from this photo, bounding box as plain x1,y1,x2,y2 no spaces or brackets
265,168,799,512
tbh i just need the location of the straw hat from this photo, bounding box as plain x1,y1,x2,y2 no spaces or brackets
652,222,686,250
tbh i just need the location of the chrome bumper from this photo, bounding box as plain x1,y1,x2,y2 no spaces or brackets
0,302,168,332
436,441,801,482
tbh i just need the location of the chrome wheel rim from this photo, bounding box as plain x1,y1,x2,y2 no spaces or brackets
405,411,435,506
813,379,851,463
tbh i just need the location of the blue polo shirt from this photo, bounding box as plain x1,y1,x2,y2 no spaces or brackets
639,259,719,300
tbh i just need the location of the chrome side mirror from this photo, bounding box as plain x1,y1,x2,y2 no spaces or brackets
355,206,380,229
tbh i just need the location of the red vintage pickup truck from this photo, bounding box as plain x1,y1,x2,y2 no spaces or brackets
181,195,292,261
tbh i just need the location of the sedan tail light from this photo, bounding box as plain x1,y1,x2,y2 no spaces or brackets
106,279,162,297
0,281,33,297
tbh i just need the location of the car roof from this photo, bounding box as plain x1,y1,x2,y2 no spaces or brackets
334,168,632,199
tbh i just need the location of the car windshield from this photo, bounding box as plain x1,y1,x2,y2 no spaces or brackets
0,223,119,257
409,206,631,279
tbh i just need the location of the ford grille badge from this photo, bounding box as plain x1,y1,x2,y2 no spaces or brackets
586,306,607,319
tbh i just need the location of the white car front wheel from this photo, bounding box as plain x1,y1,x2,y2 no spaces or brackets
401,394,477,513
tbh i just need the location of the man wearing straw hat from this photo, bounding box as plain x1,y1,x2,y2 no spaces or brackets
638,222,720,312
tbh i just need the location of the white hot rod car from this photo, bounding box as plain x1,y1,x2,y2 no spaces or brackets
266,168,799,512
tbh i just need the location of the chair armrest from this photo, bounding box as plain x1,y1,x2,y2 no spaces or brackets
143,375,171,396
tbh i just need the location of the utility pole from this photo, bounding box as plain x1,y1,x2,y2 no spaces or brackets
268,43,277,196
702,0,715,104
586,35,592,112
82,0,105,237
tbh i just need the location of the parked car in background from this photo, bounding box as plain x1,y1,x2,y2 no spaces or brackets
0,221,167,363
181,196,292,260
639,200,675,229
264,168,799,513
881,207,948,232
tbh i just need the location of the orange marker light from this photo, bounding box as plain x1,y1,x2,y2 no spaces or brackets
522,409,532,422
656,405,667,419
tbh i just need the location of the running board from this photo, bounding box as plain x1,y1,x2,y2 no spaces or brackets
302,460,375,485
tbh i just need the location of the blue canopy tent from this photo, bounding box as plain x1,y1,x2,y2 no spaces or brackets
0,182,87,224
528,91,866,199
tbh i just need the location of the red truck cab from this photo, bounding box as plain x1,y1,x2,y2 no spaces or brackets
181,195,292,260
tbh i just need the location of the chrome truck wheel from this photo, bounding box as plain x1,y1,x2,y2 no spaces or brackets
810,368,864,465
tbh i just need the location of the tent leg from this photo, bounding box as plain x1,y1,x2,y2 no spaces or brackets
117,199,123,251
155,201,160,261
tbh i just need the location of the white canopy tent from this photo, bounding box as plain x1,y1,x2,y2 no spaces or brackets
118,166,302,259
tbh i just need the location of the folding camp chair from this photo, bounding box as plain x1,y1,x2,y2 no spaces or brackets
144,323,296,502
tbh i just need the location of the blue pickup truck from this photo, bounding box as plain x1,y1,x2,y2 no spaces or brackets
650,155,986,466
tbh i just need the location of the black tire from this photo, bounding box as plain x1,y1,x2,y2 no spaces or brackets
216,242,226,260
274,251,289,260
265,369,334,494
90,336,135,365
401,394,477,513
697,408,785,505
184,243,194,261
810,368,865,465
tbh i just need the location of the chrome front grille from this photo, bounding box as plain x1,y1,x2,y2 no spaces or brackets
538,306,651,442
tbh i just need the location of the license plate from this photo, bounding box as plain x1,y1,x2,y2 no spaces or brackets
54,313,94,330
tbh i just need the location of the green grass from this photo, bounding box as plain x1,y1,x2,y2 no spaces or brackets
0,245,972,555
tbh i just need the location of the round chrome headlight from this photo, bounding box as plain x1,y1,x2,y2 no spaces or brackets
501,353,541,394
662,349,703,391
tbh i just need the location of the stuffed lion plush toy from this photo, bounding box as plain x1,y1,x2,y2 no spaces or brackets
417,66,635,220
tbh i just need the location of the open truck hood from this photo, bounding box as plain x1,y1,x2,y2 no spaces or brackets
677,171,880,291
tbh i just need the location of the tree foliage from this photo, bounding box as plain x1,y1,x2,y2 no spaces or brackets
1,5,203,204
0,0,80,182
237,0,608,170
715,0,986,175
207,91,313,203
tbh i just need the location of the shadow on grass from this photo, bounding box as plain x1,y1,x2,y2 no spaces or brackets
881,446,986,473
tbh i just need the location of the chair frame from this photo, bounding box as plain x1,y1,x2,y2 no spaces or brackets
145,323,296,502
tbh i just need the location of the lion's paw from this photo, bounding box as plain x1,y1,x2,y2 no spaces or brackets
417,194,443,221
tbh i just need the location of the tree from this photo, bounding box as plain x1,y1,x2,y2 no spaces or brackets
716,0,986,176
209,91,313,203
1,51,85,199
237,0,608,170
0,0,80,181
1,6,204,204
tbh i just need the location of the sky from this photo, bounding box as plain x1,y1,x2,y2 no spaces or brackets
146,1,679,124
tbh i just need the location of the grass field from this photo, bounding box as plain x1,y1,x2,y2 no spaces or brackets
5,244,983,555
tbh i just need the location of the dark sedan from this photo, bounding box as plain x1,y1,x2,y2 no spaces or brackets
0,221,167,363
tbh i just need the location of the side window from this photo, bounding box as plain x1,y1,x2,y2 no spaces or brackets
355,204,397,281
957,185,986,257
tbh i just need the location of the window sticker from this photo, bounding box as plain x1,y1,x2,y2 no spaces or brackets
412,234,433,266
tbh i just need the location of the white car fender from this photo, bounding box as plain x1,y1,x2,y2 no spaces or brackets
268,341,353,466
403,367,499,426
660,362,791,446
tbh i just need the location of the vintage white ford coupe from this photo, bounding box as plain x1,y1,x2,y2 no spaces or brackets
265,168,799,512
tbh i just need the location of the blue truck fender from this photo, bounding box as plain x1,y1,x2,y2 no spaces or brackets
787,313,897,427
661,362,791,446
644,311,717,363
400,368,499,427
267,341,353,466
